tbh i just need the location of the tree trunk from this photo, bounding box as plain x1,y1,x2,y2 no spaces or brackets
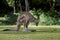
25,0,29,12
14,0,16,13
50,0,56,10
19,0,22,13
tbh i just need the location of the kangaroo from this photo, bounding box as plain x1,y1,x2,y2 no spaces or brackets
16,11,39,32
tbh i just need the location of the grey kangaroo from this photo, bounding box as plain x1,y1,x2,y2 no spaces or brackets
16,11,39,32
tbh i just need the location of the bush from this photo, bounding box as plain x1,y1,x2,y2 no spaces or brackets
4,13,18,25
40,14,59,25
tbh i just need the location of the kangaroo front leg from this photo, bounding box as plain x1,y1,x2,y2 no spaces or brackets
23,21,31,32
16,22,21,31
23,23,28,32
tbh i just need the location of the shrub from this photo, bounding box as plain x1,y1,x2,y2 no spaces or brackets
4,13,18,25
40,14,59,25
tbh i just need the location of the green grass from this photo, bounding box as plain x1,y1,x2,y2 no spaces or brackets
0,25,60,40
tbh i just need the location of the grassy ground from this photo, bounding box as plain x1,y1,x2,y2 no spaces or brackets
0,25,60,40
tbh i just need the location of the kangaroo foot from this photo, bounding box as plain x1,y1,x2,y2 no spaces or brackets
23,29,36,32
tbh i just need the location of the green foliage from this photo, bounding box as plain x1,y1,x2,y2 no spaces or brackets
32,9,42,15
40,14,57,25
30,9,43,19
4,13,18,25
32,0,47,4
6,0,14,7
45,10,57,17
40,13,60,25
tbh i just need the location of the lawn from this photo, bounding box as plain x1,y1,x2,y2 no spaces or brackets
0,25,60,40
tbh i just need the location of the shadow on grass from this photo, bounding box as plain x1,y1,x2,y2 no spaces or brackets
0,27,60,34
